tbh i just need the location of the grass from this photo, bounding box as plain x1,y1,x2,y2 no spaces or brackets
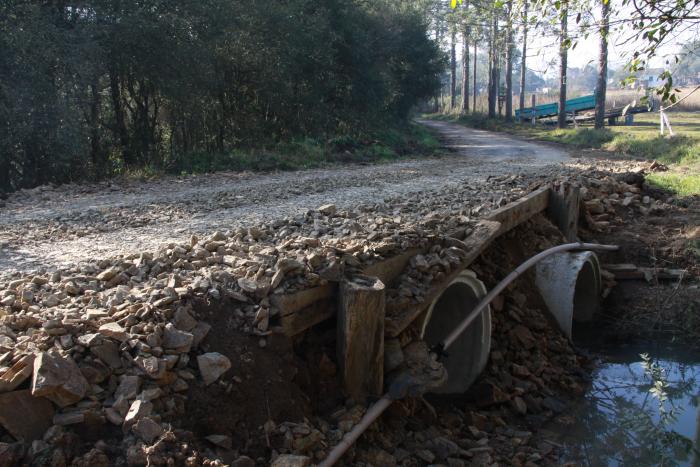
124,122,443,180
432,111,700,197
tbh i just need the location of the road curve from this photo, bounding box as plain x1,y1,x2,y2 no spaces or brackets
0,120,569,278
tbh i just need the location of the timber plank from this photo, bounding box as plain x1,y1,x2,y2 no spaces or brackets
363,248,421,286
280,297,335,336
486,185,551,235
547,182,580,241
271,283,335,317
385,220,501,337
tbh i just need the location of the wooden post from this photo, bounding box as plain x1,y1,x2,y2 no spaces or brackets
531,94,536,126
337,275,385,404
547,182,580,242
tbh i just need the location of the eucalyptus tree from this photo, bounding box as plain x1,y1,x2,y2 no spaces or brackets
504,0,514,120
594,0,611,128
557,0,569,128
518,0,530,119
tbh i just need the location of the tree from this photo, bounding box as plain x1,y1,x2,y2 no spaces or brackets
504,0,514,121
488,10,499,118
461,25,471,113
519,0,529,120
557,0,569,129
594,0,610,128
450,29,458,109
0,0,444,192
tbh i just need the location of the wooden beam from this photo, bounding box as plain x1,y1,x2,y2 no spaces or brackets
363,248,421,287
280,298,335,336
385,220,501,337
547,182,580,242
337,275,385,404
486,185,550,236
271,283,335,317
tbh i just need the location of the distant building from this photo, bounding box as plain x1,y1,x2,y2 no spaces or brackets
641,74,664,88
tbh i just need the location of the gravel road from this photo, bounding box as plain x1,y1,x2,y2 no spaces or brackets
0,120,572,277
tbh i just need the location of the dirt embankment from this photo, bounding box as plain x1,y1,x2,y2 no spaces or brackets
0,121,697,466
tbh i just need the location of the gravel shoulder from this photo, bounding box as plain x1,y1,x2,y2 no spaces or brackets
0,120,573,277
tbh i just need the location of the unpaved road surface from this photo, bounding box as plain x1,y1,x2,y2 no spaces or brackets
1,120,573,278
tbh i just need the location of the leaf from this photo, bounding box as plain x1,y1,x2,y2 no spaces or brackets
451,0,458,8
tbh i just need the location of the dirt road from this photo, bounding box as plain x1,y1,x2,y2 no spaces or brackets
0,120,572,278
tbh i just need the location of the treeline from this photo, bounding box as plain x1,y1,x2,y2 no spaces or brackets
0,0,444,192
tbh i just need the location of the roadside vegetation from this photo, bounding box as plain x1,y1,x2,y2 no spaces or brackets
158,123,444,178
0,1,444,193
431,111,700,196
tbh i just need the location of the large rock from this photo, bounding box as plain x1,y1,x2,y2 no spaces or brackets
0,390,54,441
271,455,311,467
98,322,128,341
162,323,193,353
90,340,122,369
123,399,153,429
132,417,163,443
114,375,142,401
96,266,120,281
197,352,231,385
31,352,88,407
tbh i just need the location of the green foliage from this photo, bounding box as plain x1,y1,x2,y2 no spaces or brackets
134,123,443,177
0,0,444,193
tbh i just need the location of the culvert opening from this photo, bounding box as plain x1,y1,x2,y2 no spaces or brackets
421,272,491,395
536,251,603,342
572,261,599,323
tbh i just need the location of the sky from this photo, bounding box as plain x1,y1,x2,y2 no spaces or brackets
513,5,700,78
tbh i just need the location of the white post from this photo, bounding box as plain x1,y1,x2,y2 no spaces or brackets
664,112,674,136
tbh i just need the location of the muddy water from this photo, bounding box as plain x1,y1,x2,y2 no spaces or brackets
553,343,700,466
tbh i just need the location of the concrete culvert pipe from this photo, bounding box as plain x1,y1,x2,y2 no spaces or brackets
420,270,491,394
535,251,602,341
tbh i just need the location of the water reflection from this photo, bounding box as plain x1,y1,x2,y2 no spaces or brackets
556,349,700,466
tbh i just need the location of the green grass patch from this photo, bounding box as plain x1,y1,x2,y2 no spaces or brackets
646,172,700,197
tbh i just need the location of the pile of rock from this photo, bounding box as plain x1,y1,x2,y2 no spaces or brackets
578,169,672,232
0,197,481,464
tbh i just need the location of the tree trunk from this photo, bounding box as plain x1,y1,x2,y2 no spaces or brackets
594,0,610,129
450,30,457,110
557,0,569,129
488,13,498,118
473,41,478,112
109,66,134,166
504,0,514,121
461,25,471,113
89,78,103,176
519,0,529,120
